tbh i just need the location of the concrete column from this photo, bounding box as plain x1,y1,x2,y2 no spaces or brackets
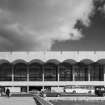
42,65,44,89
57,65,59,82
42,86,44,90
72,65,75,81
27,66,29,93
88,65,91,81
104,65,105,81
42,66,44,82
27,66,29,81
12,65,14,81
57,65,60,88
27,86,29,93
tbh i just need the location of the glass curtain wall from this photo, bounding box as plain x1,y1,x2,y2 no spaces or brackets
98,64,104,81
14,63,27,81
44,63,58,81
59,62,72,81
29,63,42,81
90,63,104,81
0,63,12,81
75,63,88,81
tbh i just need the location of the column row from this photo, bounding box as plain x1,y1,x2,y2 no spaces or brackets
0,62,104,81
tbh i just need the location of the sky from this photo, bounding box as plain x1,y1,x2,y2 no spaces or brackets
0,0,105,51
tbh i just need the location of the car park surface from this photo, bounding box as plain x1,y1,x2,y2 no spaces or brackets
0,97,36,105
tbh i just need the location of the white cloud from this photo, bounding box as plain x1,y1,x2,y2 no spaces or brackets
0,0,95,51
102,4,105,13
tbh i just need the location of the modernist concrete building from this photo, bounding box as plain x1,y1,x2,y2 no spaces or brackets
0,51,105,92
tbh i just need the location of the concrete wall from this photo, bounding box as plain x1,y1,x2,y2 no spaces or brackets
0,51,105,62
0,81,105,86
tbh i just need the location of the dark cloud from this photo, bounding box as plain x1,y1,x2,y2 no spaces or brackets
0,0,102,51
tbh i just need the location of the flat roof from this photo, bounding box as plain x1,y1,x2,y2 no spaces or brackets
0,51,105,62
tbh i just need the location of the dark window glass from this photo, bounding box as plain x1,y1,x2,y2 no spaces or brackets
14,63,27,81
90,63,104,81
44,63,57,81
59,63,72,81
29,63,42,81
75,63,88,81
0,63,12,81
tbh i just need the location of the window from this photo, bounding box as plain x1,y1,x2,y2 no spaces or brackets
59,63,72,81
29,63,42,81
44,63,57,81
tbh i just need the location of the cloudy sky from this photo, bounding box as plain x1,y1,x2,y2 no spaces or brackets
0,0,105,51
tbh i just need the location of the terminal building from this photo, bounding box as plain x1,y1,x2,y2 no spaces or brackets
0,51,105,93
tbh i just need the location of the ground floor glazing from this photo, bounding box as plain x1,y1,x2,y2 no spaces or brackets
0,60,104,82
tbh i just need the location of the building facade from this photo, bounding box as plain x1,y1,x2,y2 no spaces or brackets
0,51,105,92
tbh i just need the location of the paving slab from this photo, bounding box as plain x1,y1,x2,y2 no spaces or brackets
0,97,36,105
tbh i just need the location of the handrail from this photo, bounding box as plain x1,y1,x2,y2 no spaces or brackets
33,95,53,105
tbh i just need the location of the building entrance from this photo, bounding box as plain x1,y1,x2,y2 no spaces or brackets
29,86,42,91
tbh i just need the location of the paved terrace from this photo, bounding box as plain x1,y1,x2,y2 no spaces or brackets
0,97,36,105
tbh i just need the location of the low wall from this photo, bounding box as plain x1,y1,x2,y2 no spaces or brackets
33,95,53,105
45,97,105,101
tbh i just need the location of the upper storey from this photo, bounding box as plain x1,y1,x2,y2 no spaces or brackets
0,51,105,63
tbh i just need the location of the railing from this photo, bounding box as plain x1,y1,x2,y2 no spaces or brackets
33,95,53,105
